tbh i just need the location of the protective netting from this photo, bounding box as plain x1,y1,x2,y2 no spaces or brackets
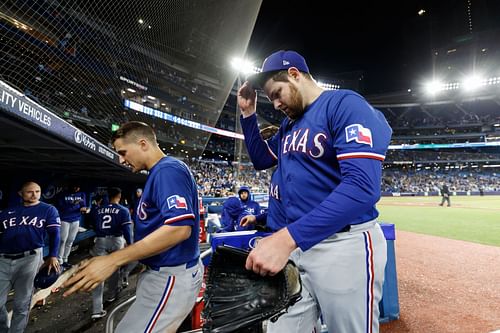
0,0,262,160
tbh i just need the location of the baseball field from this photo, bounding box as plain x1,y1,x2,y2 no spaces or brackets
378,195,500,333
377,195,500,247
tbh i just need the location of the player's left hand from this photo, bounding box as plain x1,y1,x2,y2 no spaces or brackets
62,256,119,296
245,228,297,276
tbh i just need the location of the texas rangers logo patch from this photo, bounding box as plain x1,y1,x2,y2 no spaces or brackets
345,124,373,147
167,195,187,209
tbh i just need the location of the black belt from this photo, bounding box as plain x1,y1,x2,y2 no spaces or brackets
339,224,351,233
0,249,36,260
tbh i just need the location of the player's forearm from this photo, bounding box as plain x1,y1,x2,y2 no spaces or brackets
110,225,191,266
46,227,61,257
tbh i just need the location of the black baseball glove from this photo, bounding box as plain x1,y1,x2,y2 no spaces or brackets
202,245,302,333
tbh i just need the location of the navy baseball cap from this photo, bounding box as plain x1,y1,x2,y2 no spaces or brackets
247,50,310,89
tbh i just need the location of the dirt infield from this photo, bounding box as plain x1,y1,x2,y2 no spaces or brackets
380,200,500,211
380,230,500,333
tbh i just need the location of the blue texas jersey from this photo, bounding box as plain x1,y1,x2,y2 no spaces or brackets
135,156,200,267
241,89,392,250
57,191,86,221
93,203,133,244
0,202,60,256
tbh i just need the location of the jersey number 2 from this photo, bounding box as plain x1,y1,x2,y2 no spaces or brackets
101,215,112,229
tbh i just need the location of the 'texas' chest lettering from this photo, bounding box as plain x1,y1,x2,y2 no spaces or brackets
282,128,328,158
2,215,45,229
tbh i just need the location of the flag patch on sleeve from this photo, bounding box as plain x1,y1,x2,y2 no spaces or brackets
345,124,373,147
167,195,187,209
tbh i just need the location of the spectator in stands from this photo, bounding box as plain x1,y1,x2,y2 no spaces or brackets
439,183,451,207
0,182,60,333
56,184,89,269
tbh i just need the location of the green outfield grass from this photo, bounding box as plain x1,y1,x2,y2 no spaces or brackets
376,196,500,247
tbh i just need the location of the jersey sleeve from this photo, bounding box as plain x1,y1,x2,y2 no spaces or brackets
331,93,392,161
240,114,278,170
120,209,133,245
45,205,61,257
153,165,196,227
46,205,61,229
79,193,87,208
120,208,132,225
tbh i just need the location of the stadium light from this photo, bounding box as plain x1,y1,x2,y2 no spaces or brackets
317,81,340,90
424,80,445,95
487,76,500,85
230,57,259,75
462,74,486,92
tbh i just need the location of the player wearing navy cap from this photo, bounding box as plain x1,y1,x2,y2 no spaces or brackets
90,187,133,319
0,182,60,333
238,50,392,333
63,121,202,333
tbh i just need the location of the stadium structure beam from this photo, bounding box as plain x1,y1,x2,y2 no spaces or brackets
454,103,469,116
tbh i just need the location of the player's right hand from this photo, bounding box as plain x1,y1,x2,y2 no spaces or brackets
240,215,256,227
45,256,61,274
62,256,119,297
237,81,257,118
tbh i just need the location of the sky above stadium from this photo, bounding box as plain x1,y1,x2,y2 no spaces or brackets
248,0,500,95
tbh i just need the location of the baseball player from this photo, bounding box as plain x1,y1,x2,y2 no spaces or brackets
63,121,202,333
237,186,261,216
439,183,451,207
56,185,89,269
0,182,60,333
90,187,132,319
219,196,246,232
237,50,392,333
219,188,260,232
